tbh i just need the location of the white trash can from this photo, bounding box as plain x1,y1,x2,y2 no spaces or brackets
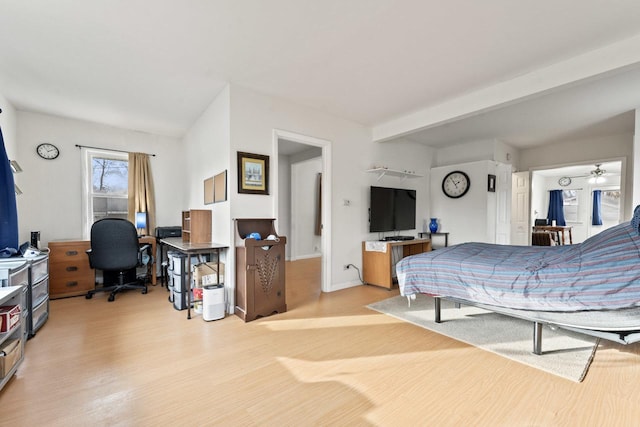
203,284,225,321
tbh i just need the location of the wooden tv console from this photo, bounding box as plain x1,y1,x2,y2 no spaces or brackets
362,238,431,289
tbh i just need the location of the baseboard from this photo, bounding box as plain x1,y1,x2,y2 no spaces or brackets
327,280,361,292
291,253,322,261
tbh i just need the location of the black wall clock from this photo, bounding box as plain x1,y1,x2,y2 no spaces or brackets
36,143,60,160
442,170,470,198
558,176,572,186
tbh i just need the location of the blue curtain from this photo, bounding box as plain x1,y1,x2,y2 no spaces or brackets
0,126,19,252
592,190,603,226
547,190,566,226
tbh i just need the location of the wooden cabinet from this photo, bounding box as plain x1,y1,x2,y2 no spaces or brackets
182,210,212,243
234,218,286,322
49,241,93,299
362,239,431,289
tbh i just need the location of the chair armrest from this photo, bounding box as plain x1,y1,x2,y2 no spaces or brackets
86,249,94,268
138,244,153,266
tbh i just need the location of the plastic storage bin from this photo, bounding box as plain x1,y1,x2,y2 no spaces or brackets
167,251,188,310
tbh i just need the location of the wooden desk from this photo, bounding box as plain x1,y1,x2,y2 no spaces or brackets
532,226,573,245
362,239,431,289
160,237,228,319
49,237,156,299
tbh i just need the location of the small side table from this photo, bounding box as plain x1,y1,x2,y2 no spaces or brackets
418,232,449,248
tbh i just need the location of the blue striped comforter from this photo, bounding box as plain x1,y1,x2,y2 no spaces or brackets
397,221,640,311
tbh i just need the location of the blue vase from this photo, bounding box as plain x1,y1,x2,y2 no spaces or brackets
429,218,439,233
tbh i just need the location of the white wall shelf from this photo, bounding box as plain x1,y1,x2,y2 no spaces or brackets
366,168,423,181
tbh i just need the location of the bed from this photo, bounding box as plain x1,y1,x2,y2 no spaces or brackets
396,211,640,354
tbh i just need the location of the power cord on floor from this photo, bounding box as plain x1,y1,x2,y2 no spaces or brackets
345,263,364,284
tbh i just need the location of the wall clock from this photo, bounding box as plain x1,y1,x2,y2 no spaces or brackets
442,170,470,198
558,176,572,186
36,143,60,160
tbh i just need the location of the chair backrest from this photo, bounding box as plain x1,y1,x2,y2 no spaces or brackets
89,218,140,271
531,231,554,246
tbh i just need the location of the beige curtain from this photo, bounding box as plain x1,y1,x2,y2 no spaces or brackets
128,152,156,236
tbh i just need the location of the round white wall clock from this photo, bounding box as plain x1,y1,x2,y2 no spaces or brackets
36,143,60,160
442,170,470,198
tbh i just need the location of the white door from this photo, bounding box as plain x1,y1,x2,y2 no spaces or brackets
495,164,512,244
511,171,530,245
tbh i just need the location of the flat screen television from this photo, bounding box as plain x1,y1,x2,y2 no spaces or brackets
369,186,416,232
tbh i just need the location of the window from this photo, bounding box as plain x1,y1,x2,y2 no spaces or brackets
82,149,128,238
562,189,579,223
601,189,621,222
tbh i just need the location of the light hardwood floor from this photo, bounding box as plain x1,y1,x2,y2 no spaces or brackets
1,258,640,426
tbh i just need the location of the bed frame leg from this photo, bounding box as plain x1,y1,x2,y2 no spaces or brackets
434,298,442,323
533,322,542,355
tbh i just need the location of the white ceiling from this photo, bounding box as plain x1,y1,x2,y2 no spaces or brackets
1,1,640,147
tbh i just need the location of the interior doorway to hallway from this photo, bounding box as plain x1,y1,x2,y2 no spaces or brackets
273,130,332,293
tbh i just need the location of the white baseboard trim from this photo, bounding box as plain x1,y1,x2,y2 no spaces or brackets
327,280,361,292
292,253,322,261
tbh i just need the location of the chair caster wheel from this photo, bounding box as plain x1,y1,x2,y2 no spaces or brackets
108,295,115,302
86,294,93,299
142,288,148,294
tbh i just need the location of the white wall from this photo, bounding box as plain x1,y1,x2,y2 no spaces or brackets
15,111,184,246
291,156,322,259
634,108,640,207
435,138,519,168
182,86,231,247
223,85,434,290
520,133,634,220
0,94,17,159
430,160,505,245
277,153,291,259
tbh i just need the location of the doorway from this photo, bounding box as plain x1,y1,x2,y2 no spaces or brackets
528,160,624,244
272,130,332,293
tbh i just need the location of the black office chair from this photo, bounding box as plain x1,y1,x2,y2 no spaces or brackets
86,218,149,302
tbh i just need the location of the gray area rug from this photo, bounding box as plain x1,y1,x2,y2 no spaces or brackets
367,295,599,382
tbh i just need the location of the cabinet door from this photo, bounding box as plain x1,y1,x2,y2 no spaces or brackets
247,244,286,317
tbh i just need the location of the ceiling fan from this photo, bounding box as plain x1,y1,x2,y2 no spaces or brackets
588,164,606,180
558,164,608,186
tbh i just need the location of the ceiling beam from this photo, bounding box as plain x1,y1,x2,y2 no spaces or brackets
372,34,640,143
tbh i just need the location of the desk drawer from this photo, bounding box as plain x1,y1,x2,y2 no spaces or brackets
49,262,93,281
49,261,94,296
49,241,90,263
49,276,94,298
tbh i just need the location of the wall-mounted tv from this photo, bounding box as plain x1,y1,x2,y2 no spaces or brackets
369,186,417,232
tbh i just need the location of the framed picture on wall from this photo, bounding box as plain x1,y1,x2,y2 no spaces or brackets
204,176,214,204
237,151,269,195
487,174,496,192
214,169,227,202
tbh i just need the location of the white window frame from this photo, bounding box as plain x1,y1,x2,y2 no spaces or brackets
81,148,129,239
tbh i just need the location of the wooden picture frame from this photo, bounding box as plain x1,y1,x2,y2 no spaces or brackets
214,170,227,202
237,151,269,195
204,177,214,204
487,174,496,192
